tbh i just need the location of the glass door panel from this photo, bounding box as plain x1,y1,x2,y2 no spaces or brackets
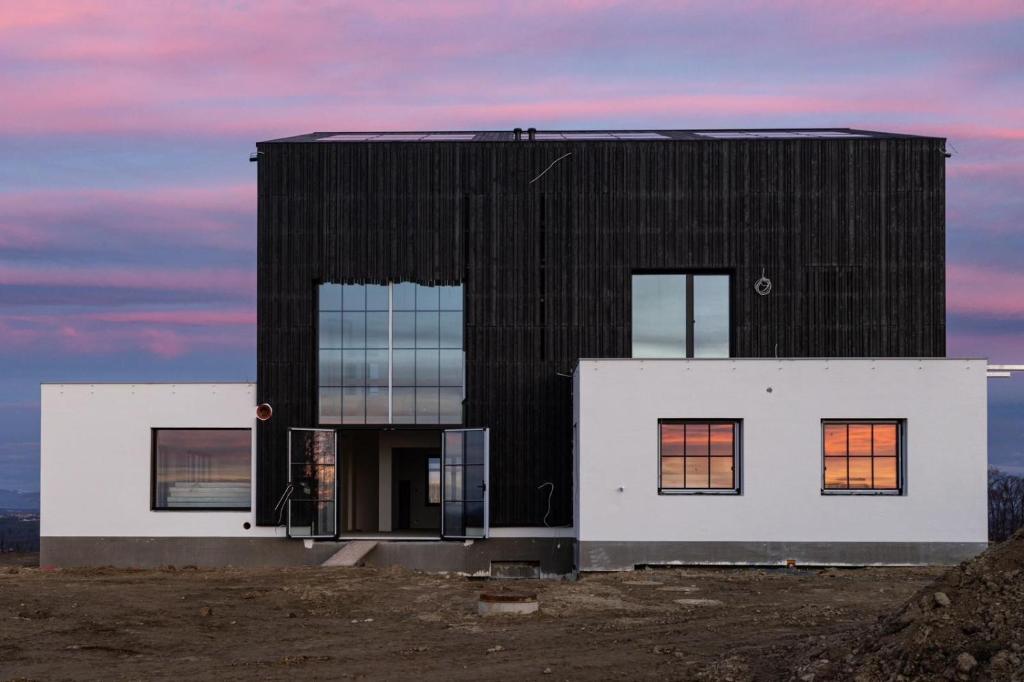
441,428,488,539
287,428,338,538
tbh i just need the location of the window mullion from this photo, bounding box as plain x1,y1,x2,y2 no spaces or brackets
685,275,695,358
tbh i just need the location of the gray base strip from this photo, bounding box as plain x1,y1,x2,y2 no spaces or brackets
41,537,342,568
578,540,988,571
364,538,575,576
40,536,576,575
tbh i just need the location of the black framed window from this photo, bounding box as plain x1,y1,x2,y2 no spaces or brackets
659,420,740,494
631,273,730,358
822,421,903,494
152,429,251,510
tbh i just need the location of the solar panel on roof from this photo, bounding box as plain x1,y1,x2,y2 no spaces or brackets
425,133,477,140
694,130,871,140
318,134,376,141
614,132,671,139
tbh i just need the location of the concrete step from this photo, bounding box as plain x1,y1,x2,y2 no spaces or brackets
322,540,378,567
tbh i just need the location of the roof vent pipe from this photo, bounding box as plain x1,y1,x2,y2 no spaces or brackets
514,127,523,141
528,128,536,141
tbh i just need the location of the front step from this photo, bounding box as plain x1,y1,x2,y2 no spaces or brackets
322,540,378,567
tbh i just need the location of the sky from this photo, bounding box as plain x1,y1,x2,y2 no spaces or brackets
1,0,1023,491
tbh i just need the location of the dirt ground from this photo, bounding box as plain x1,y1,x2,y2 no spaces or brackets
0,556,944,681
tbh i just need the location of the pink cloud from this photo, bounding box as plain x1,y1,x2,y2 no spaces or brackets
947,332,1024,363
0,307,254,359
0,264,254,295
0,184,255,260
0,2,1020,138
947,264,1024,318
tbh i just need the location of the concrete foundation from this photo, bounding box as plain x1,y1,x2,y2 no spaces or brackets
40,536,342,568
40,536,576,575
578,540,989,571
363,538,574,577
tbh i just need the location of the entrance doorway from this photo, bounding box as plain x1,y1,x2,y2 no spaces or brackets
337,429,442,538
334,427,489,540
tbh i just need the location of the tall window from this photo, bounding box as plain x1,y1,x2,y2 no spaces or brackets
631,273,730,358
822,421,903,493
659,420,740,493
152,429,251,510
319,282,463,425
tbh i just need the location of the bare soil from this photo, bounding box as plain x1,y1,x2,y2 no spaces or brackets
810,529,1024,681
0,559,942,681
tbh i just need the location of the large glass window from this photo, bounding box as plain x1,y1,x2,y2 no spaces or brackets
822,421,903,493
632,273,730,358
659,420,740,493
152,429,251,510
319,282,463,425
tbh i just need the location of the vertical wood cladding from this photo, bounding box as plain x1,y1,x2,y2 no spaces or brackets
256,138,946,527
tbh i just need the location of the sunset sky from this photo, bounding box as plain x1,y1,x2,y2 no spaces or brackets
1,1,1022,490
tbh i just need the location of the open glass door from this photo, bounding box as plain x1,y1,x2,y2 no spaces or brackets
287,428,337,538
441,428,489,539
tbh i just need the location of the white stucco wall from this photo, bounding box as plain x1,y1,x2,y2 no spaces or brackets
41,383,283,538
574,359,988,545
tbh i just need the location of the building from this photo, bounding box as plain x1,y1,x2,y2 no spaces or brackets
41,129,994,574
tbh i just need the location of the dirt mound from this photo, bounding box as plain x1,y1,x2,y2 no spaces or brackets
818,529,1024,680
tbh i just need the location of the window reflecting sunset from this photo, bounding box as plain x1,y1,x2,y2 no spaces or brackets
821,421,902,493
660,421,738,493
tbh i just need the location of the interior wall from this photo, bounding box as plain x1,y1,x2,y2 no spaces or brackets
391,448,441,530
377,430,442,531
339,430,379,532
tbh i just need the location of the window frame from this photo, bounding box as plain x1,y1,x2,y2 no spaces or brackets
657,418,742,495
150,427,253,512
631,270,734,359
820,419,905,496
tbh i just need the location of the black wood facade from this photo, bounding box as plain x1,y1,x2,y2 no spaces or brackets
256,132,946,527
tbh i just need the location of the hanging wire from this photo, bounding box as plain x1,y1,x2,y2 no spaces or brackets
529,153,573,184
537,481,554,527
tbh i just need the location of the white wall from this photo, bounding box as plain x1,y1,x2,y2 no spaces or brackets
575,359,988,545
41,383,283,538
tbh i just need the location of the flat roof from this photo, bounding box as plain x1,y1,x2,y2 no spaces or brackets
262,128,939,144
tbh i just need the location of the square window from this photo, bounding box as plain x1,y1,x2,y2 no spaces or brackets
659,420,740,493
365,284,389,311
392,387,415,423
152,429,251,510
439,387,463,423
415,387,439,424
416,285,440,311
821,421,903,494
341,312,365,348
416,311,440,347
365,387,388,424
319,349,342,386
319,312,342,349
342,387,365,424
342,284,366,310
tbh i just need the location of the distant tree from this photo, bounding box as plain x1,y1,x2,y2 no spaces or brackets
989,467,1024,542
